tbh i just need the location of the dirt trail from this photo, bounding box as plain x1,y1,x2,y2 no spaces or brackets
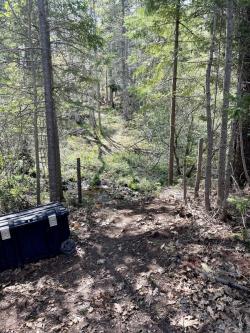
0,189,250,332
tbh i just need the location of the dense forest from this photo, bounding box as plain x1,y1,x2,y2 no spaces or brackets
1,0,250,332
0,0,250,214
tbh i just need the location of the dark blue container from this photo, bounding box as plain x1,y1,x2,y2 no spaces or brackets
0,203,70,272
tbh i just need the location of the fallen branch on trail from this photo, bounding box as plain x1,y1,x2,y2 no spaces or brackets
186,261,250,294
199,270,250,293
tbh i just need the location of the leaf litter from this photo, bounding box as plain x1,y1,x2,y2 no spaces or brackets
0,187,250,332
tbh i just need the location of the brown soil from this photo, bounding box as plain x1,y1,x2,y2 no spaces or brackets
0,188,250,332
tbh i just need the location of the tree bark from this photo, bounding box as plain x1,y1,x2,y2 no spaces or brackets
77,158,82,204
105,67,109,103
195,138,204,198
168,0,180,186
233,7,250,187
28,0,41,205
37,0,63,202
224,121,236,203
239,120,250,185
183,159,187,205
217,0,233,208
183,116,193,204
121,0,130,120
205,11,217,211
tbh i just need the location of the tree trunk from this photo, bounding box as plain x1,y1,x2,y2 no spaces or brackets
225,121,236,202
28,0,41,205
37,0,63,202
110,87,114,108
105,67,109,103
77,158,82,204
109,68,115,108
239,120,250,185
168,0,180,186
183,116,193,204
97,80,102,133
233,7,250,187
183,159,187,205
121,0,130,120
195,138,204,198
205,11,217,211
217,0,233,208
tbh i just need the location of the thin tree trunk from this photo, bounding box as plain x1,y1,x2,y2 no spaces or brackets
224,121,236,203
92,0,102,134
97,81,103,133
168,0,180,186
205,11,217,211
212,13,222,129
37,0,63,202
195,138,204,198
121,0,130,120
77,158,82,204
174,145,182,175
110,87,114,108
183,116,193,204
239,121,250,185
217,0,233,208
105,67,109,103
183,159,187,205
28,0,41,205
109,68,115,108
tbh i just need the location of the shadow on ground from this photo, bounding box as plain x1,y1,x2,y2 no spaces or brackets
0,197,247,333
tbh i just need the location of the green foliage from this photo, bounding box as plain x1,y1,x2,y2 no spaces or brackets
0,0,247,213
0,176,32,213
61,136,102,183
51,0,103,49
228,196,250,245
228,95,250,120
104,150,164,193
228,196,250,215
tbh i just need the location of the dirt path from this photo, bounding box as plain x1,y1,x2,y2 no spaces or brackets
0,189,250,332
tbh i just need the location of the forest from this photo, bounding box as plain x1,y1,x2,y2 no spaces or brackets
1,0,250,332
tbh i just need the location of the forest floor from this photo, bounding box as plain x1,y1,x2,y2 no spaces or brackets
0,187,250,333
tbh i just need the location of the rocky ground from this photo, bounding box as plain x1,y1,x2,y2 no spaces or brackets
0,188,250,332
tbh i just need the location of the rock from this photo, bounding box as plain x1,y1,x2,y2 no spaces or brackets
114,303,122,314
88,307,94,313
97,259,106,265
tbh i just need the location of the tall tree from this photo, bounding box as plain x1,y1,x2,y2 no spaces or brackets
217,0,234,207
121,0,130,120
37,0,63,202
205,10,217,211
27,0,41,205
168,0,180,186
233,6,250,187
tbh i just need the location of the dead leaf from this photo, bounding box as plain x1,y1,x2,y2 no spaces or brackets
114,303,122,314
201,262,213,273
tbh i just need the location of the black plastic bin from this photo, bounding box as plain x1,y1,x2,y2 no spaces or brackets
0,203,71,272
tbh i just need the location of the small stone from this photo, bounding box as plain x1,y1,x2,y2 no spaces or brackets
88,306,94,313
114,303,122,313
97,259,106,264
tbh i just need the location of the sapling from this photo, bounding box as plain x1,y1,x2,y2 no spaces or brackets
228,196,250,240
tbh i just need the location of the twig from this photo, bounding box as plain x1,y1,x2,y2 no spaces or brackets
200,270,250,293
187,262,250,293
